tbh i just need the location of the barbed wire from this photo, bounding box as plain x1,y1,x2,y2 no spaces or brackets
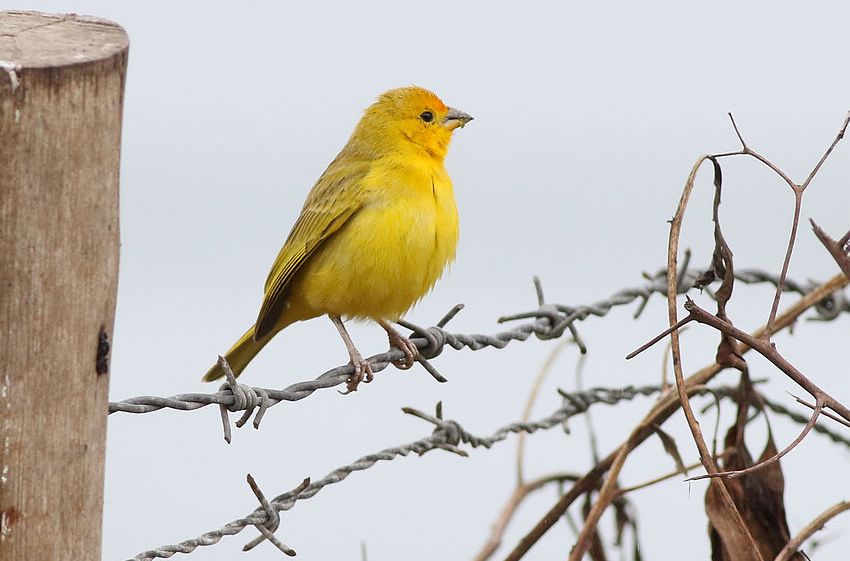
693,385,850,449
125,384,667,560
108,268,849,442
124,379,850,560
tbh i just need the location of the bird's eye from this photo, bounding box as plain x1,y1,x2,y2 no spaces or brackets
420,111,434,123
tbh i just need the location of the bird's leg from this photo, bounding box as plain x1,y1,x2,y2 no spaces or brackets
330,314,373,393
377,319,419,370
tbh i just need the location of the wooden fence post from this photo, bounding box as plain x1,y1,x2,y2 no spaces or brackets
0,11,128,561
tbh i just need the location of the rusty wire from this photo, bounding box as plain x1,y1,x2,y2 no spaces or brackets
108,268,848,442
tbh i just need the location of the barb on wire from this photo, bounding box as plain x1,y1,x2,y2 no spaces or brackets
126,384,668,561
243,474,308,555
126,380,847,560
108,270,848,442
497,268,844,334
697,386,850,450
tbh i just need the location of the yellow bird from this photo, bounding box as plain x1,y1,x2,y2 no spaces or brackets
203,86,472,392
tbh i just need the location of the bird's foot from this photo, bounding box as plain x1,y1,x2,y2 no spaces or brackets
341,349,374,394
387,331,419,370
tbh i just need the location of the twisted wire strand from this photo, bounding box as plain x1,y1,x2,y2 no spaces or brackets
126,384,665,561
695,385,850,448
760,396,850,448
108,269,848,442
125,369,850,561
127,380,850,560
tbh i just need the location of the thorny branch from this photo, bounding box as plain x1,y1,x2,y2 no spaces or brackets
573,112,850,561
793,395,850,429
810,219,850,280
774,501,850,561
505,270,848,561
682,299,850,424
685,391,824,482
715,112,850,338
473,381,850,561
605,153,764,561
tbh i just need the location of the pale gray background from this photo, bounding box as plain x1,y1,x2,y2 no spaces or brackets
17,1,850,559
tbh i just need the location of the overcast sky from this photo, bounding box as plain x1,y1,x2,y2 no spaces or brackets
17,2,850,560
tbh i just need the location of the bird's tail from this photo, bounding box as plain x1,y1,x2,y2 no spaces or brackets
202,325,272,382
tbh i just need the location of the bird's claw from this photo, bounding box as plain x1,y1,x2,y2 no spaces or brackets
341,351,374,394
388,333,419,370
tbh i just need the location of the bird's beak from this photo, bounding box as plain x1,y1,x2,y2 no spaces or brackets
444,107,474,131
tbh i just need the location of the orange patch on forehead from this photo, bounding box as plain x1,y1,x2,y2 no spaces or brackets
378,86,447,114
408,87,447,111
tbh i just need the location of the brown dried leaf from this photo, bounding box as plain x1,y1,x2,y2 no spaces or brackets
706,381,804,561
614,497,628,546
612,496,643,561
651,424,688,476
706,481,764,561
701,157,748,371
709,158,734,308
633,537,643,561
582,492,608,561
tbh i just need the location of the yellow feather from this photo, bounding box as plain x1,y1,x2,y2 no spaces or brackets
204,86,470,382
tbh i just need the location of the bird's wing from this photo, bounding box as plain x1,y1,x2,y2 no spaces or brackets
254,156,371,338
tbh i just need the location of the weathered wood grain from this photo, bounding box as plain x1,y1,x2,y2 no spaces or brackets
0,11,128,561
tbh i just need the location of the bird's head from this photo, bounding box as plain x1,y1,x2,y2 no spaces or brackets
354,86,473,160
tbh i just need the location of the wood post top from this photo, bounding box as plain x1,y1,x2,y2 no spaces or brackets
0,10,127,70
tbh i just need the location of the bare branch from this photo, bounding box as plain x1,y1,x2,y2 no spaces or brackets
615,461,702,495
572,113,850,558
625,315,694,360
793,394,850,429
516,342,570,485
472,473,579,561
684,298,850,424
774,501,850,561
800,111,850,191
659,154,763,561
715,114,797,191
728,113,749,150
503,272,847,561
765,191,804,339
712,113,850,339
686,398,823,481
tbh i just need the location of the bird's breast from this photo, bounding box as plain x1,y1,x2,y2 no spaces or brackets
298,161,459,320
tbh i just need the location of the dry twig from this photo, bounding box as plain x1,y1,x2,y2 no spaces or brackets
472,473,579,561
810,219,850,280
774,501,850,561
594,113,850,561
714,112,850,338
504,274,848,560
